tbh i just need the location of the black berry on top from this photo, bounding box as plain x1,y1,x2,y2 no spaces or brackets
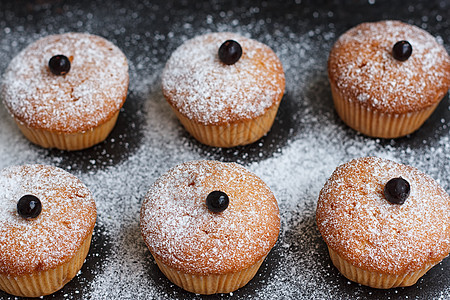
206,191,229,213
392,41,412,61
218,40,242,65
383,177,410,205
49,55,71,75
17,194,42,219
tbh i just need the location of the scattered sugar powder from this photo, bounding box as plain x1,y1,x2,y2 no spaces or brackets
0,1,449,300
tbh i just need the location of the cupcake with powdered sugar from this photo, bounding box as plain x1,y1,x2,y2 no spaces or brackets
140,160,280,294
316,157,450,288
0,164,96,297
328,20,450,138
1,32,129,150
162,32,285,147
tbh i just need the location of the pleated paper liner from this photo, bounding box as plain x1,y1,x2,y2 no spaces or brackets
330,82,440,139
153,255,267,295
0,233,93,297
171,103,280,148
14,111,120,151
328,247,436,289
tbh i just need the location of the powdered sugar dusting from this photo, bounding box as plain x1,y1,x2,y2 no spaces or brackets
316,157,450,274
1,32,128,133
140,160,279,274
328,20,450,113
0,164,96,276
0,1,449,299
162,32,285,124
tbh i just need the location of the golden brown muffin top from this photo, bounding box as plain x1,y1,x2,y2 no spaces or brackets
140,160,280,275
328,20,450,114
1,32,129,133
316,157,450,275
162,32,285,125
0,164,97,276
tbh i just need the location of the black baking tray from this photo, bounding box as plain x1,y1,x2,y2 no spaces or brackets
0,0,449,299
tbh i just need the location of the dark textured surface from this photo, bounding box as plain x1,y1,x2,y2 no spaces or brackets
0,0,449,299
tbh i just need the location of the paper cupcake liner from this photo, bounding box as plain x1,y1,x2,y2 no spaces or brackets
328,247,435,289
330,82,440,139
0,233,93,297
152,255,267,295
171,103,280,148
14,112,120,151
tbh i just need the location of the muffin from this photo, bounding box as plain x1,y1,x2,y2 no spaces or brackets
0,164,97,297
316,157,450,289
162,32,285,147
328,20,450,138
140,160,280,294
1,32,129,150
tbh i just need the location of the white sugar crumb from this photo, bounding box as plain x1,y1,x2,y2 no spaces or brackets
0,2,450,300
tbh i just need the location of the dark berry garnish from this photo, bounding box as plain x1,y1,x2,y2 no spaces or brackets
48,55,71,75
392,41,412,61
17,195,42,219
206,191,229,213
384,177,410,205
218,40,242,65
